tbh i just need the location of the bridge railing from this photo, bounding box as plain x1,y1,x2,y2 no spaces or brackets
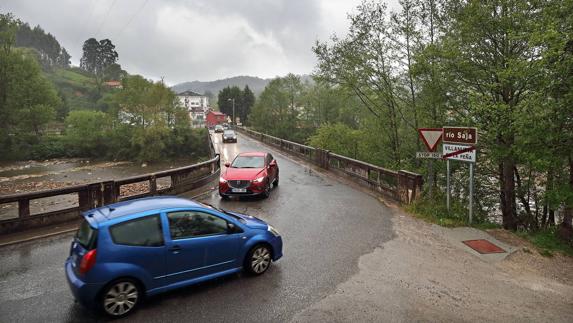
0,133,220,235
236,126,422,204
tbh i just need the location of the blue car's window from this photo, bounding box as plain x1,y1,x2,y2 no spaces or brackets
168,211,228,239
76,219,97,250
109,215,164,247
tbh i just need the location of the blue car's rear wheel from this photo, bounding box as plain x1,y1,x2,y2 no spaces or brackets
246,244,272,275
100,279,141,318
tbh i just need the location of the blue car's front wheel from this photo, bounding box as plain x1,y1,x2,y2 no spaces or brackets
246,245,272,275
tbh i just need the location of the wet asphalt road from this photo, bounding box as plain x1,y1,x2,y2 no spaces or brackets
0,132,396,322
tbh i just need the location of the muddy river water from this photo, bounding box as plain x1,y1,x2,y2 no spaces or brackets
0,158,201,220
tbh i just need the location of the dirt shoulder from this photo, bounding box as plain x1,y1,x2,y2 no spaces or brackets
292,206,573,322
487,229,573,286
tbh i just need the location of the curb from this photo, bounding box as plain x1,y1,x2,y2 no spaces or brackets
0,227,78,248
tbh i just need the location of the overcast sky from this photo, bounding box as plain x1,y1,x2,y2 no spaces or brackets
1,0,400,85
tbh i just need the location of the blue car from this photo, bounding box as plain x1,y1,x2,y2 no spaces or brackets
65,196,283,317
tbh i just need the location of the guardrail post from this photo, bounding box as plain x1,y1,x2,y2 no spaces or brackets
149,175,157,194
78,186,89,211
398,170,423,204
88,183,104,208
102,181,116,205
18,199,30,218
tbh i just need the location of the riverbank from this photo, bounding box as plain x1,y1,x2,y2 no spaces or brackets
0,157,204,220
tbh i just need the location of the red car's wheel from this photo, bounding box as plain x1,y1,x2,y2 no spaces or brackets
262,181,271,198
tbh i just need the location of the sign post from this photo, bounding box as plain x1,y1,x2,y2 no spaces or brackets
469,163,474,224
442,127,478,224
446,159,450,213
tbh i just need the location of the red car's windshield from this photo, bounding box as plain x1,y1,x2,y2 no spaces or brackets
231,156,265,168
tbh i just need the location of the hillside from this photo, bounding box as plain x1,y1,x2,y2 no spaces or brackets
171,76,270,96
171,74,314,96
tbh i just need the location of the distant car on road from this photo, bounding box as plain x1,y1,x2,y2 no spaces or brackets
65,196,282,318
214,124,224,133
222,123,230,130
219,152,279,199
222,130,237,143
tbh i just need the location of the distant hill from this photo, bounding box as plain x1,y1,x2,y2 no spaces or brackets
171,76,270,96
171,75,314,97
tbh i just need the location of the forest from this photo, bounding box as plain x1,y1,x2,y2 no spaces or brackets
247,0,573,247
0,13,209,163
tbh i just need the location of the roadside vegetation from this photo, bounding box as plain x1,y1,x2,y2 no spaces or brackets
0,13,208,163
246,1,573,249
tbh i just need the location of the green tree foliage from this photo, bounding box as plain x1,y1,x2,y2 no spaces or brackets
80,38,119,95
64,110,110,156
217,85,256,124
313,2,405,166
15,22,71,69
249,74,309,142
241,85,255,124
106,75,203,162
308,123,362,159
247,1,572,238
103,63,127,81
0,14,60,139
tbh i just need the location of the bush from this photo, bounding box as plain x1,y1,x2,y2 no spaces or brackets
64,110,110,157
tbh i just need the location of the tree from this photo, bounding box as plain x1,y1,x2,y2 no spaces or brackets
1,14,60,140
64,110,110,156
80,38,99,73
249,75,306,141
80,38,119,95
104,63,126,81
313,1,404,167
15,22,70,69
434,1,546,230
217,86,242,120
240,85,255,124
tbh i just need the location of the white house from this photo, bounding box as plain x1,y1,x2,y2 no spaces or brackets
177,90,209,111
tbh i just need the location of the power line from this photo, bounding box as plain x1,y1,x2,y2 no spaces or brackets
94,0,118,38
74,0,97,51
114,0,149,40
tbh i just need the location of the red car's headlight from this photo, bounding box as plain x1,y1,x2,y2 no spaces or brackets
253,176,265,183
219,177,227,183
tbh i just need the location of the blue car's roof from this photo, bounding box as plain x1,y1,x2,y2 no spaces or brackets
84,196,203,225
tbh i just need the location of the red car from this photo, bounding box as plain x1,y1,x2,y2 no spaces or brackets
219,152,279,199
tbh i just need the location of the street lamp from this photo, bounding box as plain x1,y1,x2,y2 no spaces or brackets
227,98,235,125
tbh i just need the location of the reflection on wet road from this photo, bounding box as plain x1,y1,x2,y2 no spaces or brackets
0,132,396,322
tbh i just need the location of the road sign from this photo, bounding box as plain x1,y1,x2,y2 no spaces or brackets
416,152,442,159
443,127,477,144
443,144,476,162
418,128,443,152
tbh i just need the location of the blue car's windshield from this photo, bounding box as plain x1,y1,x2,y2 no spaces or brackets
231,156,264,168
200,202,247,224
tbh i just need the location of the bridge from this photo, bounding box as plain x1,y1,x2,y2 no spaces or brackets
0,130,570,322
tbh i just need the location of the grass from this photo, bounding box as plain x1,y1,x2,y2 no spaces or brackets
53,68,94,84
517,228,573,257
405,191,497,228
406,194,572,257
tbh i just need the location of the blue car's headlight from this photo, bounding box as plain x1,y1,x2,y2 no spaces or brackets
267,225,280,237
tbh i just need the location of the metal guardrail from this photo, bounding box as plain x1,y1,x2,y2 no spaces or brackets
0,132,221,234
236,126,423,204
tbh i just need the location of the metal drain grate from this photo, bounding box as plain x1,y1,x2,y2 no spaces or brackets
462,239,506,254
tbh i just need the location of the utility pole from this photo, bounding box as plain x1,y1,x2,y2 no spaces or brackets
228,98,235,125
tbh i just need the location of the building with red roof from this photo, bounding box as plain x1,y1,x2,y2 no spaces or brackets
206,111,227,127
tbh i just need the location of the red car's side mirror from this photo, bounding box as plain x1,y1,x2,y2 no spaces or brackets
224,162,231,168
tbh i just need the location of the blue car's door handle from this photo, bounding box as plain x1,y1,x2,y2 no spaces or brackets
169,245,182,253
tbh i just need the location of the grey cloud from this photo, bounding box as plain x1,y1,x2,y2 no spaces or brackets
0,0,365,85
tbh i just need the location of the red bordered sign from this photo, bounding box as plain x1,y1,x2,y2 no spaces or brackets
418,128,443,152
